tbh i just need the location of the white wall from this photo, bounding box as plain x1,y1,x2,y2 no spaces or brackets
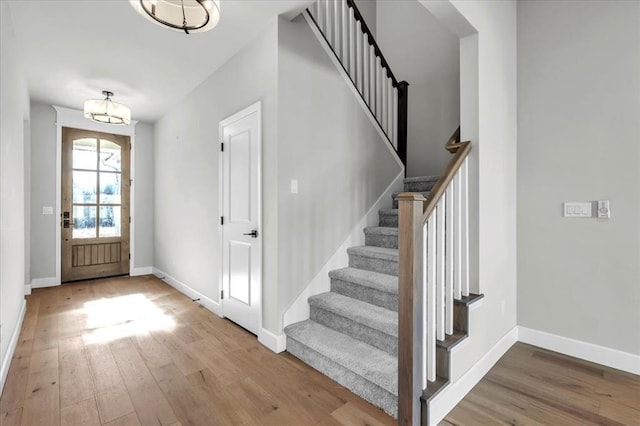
517,0,640,355
29,103,155,280
0,0,29,379
354,0,376,36
276,15,402,332
421,0,518,379
153,24,279,328
376,0,460,177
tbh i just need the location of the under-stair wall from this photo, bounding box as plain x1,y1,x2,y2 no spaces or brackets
276,14,403,333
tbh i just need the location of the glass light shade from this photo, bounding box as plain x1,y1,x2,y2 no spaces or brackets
130,0,221,34
84,98,131,125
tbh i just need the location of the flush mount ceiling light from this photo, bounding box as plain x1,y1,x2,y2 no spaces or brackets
130,0,221,34
84,91,131,125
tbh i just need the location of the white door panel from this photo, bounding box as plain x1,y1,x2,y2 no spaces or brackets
220,102,261,335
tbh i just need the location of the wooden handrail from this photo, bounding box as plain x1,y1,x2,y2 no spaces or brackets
422,129,470,223
346,0,399,86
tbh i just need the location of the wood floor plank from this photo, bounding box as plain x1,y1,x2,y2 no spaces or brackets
59,398,101,426
59,346,95,408
0,351,31,414
0,408,23,426
109,339,179,426
331,402,395,426
102,412,142,426
20,365,60,426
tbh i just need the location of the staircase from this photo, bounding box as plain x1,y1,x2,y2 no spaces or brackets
284,176,438,417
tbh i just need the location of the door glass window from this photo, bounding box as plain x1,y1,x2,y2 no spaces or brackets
72,137,123,238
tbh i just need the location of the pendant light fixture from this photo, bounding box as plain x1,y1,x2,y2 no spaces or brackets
130,0,221,34
84,91,131,125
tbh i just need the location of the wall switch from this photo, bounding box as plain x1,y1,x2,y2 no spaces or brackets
597,200,610,219
42,206,53,215
563,202,592,218
290,179,298,194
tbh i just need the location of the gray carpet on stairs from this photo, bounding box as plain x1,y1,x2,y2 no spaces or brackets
284,175,440,418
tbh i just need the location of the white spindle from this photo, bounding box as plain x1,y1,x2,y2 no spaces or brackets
375,56,382,123
453,172,462,300
392,87,398,149
381,69,388,133
436,198,446,341
362,33,369,103
426,217,437,382
386,77,393,139
334,0,342,57
355,20,363,93
349,9,356,80
445,184,454,335
370,45,376,113
461,158,470,297
325,0,332,46
341,0,348,68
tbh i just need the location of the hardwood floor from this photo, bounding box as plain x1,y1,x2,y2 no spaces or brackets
0,275,395,426
2,275,638,425
441,342,640,425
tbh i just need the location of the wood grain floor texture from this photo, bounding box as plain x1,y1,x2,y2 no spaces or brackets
2,275,638,425
0,275,395,426
441,343,640,425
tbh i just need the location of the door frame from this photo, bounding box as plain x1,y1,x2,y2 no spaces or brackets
218,100,263,335
52,105,138,286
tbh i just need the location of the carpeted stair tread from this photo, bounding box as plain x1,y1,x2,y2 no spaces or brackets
364,226,398,236
284,320,397,395
378,209,399,228
329,267,397,294
309,292,398,338
347,246,398,261
363,226,398,249
403,176,440,192
403,175,440,184
378,208,398,217
329,267,398,311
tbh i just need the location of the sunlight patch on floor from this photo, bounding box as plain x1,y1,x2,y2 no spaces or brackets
82,293,175,344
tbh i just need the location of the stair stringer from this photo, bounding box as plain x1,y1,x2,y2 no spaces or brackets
283,171,404,329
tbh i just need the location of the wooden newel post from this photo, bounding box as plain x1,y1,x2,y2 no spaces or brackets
397,192,426,425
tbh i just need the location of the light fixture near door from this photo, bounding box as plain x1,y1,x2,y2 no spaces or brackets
84,91,131,125
130,0,221,34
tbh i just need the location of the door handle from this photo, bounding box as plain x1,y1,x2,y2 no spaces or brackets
243,230,258,238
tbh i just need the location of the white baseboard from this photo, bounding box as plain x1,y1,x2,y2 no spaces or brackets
429,326,518,424
283,171,405,329
1,300,27,395
131,266,154,276
24,285,31,296
518,326,640,375
30,276,59,289
152,268,222,317
258,328,287,353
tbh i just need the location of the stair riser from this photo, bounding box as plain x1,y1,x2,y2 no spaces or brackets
286,337,398,417
392,199,399,209
330,277,398,312
349,254,398,276
378,214,398,228
364,233,398,249
403,180,438,192
310,306,397,355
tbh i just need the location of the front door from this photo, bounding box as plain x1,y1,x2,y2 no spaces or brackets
220,102,262,335
61,127,130,282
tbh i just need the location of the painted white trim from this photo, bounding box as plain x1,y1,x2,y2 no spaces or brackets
283,170,405,329
518,326,640,375
429,326,518,425
302,11,404,171
153,268,222,317
52,105,137,285
258,328,287,354
131,267,154,276
1,300,27,394
24,285,31,296
30,276,59,289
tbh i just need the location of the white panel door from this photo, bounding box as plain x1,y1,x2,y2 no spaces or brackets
220,102,261,335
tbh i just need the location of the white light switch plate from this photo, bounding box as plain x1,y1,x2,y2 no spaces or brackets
42,206,53,215
597,200,610,219
290,179,298,194
564,202,592,218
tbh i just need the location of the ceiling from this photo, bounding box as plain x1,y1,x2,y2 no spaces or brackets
6,0,311,122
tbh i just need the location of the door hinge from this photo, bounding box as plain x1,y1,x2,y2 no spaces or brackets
221,290,224,300
220,216,224,225
129,253,131,260
130,179,133,186
129,216,131,223
220,142,224,152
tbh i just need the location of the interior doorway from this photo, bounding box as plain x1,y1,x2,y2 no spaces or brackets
61,127,131,282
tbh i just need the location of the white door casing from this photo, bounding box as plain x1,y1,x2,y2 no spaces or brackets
220,102,262,335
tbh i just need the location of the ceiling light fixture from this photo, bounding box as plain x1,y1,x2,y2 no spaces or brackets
130,0,221,34
84,91,131,125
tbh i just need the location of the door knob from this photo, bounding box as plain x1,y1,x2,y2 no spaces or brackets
243,230,258,238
